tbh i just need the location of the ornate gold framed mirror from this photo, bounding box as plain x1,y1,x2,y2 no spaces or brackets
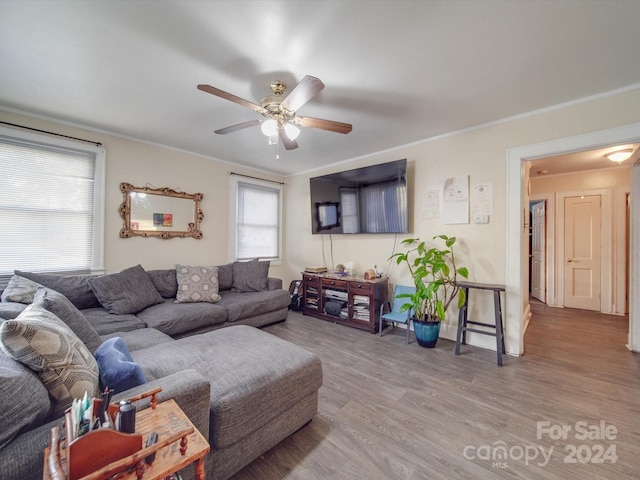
119,182,204,239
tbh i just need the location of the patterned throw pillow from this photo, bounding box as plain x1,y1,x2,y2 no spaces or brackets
175,265,221,303
0,304,99,418
0,275,42,304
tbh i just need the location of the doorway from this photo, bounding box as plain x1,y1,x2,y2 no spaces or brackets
506,122,640,356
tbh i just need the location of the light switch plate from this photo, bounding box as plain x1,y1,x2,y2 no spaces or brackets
474,215,489,224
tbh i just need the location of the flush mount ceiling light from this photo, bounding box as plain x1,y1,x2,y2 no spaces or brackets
605,148,633,163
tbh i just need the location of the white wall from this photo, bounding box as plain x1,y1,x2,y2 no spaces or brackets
283,86,640,353
0,109,286,278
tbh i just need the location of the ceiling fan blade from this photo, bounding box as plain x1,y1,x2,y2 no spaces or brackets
214,119,261,135
279,127,298,150
197,84,264,113
281,75,325,112
297,116,352,134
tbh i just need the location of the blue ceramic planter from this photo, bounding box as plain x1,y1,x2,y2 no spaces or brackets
413,319,440,348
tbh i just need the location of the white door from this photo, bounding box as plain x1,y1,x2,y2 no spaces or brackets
564,195,601,311
531,201,546,302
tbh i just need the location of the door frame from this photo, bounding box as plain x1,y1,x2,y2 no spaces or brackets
529,194,555,305
506,122,640,355
556,190,610,311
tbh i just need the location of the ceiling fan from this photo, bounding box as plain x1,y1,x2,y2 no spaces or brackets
197,75,352,151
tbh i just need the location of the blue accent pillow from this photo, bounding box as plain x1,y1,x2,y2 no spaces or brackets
94,337,147,393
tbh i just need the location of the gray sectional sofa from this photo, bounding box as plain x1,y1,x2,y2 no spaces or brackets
0,262,323,480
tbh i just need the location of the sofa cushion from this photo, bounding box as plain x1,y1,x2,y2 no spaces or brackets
131,325,323,448
34,288,103,354
100,328,173,352
88,265,163,315
94,337,147,392
82,308,147,336
0,304,100,418
175,265,221,303
218,289,291,323
217,262,234,291
0,275,41,304
0,301,27,320
0,352,52,450
136,298,227,337
15,271,101,310
147,269,178,298
232,259,269,292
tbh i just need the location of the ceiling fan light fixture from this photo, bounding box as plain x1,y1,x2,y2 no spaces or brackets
605,148,633,163
284,123,300,140
261,118,278,137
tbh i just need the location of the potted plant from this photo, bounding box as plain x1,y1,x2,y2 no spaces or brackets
390,235,469,347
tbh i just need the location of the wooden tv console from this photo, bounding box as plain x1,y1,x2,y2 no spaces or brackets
301,272,388,333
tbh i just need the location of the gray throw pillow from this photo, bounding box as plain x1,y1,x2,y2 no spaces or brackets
0,275,41,304
15,270,102,310
232,259,270,292
88,265,163,315
0,352,52,449
217,263,234,291
0,304,100,418
34,288,103,354
175,265,221,303
147,269,178,298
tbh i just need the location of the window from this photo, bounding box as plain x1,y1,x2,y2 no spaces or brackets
0,126,105,279
230,176,282,261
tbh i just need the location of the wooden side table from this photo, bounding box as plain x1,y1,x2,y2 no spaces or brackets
43,399,210,480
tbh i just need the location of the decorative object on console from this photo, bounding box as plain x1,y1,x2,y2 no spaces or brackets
304,266,327,273
334,264,346,276
364,269,377,280
390,235,469,348
119,182,204,239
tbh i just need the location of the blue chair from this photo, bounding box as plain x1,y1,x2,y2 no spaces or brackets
379,285,415,344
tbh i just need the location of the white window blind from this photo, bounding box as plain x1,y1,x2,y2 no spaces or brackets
0,128,105,277
232,178,282,261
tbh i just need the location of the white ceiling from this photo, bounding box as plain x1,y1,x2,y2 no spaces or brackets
1,0,640,177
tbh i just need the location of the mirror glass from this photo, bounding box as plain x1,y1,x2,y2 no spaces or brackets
119,183,203,239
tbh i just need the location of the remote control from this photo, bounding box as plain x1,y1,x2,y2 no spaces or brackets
145,432,158,464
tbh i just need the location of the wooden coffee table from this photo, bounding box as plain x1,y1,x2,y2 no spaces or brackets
43,399,210,480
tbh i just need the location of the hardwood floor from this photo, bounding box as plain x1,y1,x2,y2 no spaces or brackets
231,304,640,480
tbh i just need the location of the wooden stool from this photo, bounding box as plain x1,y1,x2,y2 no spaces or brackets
455,281,506,366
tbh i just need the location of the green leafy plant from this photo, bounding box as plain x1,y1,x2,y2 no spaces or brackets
390,235,469,322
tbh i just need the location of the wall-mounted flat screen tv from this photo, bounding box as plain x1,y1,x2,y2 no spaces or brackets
310,159,408,234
